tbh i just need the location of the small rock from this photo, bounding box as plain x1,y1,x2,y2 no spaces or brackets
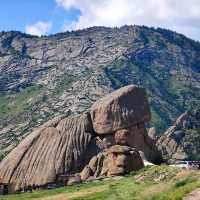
80,165,92,181
67,175,81,186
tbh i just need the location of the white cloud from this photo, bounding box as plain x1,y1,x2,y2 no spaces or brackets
61,20,77,31
25,21,52,36
56,0,200,40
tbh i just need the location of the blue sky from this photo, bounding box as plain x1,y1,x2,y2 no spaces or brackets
0,0,200,41
0,0,80,34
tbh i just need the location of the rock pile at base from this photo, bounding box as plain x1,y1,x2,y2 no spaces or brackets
80,145,144,181
0,85,161,192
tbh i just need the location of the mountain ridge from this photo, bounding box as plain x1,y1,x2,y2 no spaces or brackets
0,25,199,157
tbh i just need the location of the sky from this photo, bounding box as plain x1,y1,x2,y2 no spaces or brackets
0,0,199,41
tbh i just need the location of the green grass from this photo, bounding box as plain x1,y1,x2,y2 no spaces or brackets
1,165,200,200
53,74,75,95
0,85,43,120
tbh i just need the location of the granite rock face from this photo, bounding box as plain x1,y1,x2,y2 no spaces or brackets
90,85,160,163
114,125,161,163
90,85,151,134
0,85,161,192
156,109,200,162
0,113,95,191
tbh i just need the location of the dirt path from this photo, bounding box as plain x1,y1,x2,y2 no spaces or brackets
183,188,200,200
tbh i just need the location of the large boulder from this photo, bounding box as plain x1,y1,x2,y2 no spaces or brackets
90,85,151,135
107,145,144,176
0,113,95,192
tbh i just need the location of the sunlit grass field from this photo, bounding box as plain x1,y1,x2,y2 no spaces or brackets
1,165,200,200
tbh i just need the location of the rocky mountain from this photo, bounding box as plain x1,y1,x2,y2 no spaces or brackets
156,109,200,162
0,25,200,156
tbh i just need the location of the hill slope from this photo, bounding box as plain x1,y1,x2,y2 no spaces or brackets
157,109,200,162
0,25,200,155
1,165,200,200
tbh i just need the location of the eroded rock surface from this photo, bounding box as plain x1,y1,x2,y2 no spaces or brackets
80,145,144,181
0,85,161,192
115,125,161,163
90,85,160,163
0,113,95,191
156,109,200,162
90,85,151,134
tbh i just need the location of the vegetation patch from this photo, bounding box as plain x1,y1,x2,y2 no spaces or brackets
0,85,43,121
1,166,200,200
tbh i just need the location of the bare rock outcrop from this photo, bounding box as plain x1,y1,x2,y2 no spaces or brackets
114,125,161,163
90,85,151,134
90,85,161,163
0,85,162,192
0,113,94,191
156,109,200,162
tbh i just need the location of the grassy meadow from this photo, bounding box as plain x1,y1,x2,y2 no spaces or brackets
1,165,200,200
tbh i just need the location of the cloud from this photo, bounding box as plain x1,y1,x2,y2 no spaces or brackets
55,0,200,40
61,20,77,31
25,21,52,36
